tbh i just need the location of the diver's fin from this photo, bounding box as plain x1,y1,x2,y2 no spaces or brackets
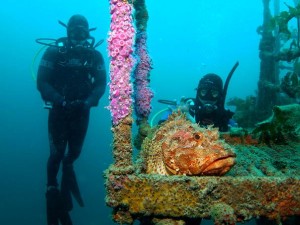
46,186,74,225
62,165,84,207
46,187,60,225
58,211,73,225
61,173,73,212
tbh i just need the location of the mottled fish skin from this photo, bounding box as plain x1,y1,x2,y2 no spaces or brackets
141,111,236,176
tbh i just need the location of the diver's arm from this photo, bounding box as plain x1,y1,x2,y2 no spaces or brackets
85,51,107,107
218,109,234,132
37,47,64,105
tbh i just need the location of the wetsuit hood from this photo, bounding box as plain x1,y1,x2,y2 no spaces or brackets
67,14,90,41
197,73,223,104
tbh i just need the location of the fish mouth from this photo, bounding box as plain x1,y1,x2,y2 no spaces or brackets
201,154,236,175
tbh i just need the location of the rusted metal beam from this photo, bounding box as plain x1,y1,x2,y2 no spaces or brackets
105,173,300,224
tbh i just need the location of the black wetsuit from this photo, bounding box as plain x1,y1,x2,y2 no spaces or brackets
37,41,106,188
194,107,233,132
190,100,234,132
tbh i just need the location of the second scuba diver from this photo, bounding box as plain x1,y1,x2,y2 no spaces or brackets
190,73,234,132
156,62,239,132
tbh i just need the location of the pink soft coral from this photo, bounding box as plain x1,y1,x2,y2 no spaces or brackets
108,0,136,125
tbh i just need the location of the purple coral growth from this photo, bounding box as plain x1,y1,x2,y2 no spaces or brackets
108,0,136,125
133,32,154,118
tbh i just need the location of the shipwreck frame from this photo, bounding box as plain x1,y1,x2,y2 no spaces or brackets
105,0,300,224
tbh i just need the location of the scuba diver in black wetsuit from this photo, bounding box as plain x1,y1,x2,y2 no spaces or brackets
189,62,239,132
189,73,234,132
155,62,239,132
36,14,106,225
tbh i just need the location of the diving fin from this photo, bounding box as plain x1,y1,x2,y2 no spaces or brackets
46,187,60,225
61,173,73,212
46,187,73,225
58,211,73,225
62,165,84,207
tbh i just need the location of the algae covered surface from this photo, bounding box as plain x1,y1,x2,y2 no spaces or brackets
226,142,300,177
226,104,300,177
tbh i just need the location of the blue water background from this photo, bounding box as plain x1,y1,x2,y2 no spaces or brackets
0,0,295,224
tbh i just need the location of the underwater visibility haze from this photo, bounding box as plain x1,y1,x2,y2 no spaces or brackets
0,0,298,225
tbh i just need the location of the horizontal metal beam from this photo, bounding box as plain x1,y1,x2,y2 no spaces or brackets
105,173,300,224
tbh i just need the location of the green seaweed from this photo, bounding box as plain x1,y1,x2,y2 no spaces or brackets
252,104,300,145
280,72,300,98
227,96,257,128
272,3,300,39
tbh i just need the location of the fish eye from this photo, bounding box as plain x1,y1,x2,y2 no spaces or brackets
194,133,201,140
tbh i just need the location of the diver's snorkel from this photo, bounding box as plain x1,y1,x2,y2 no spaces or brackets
58,20,67,28
221,61,239,110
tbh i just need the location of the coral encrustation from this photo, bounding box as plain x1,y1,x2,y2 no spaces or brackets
108,0,136,125
133,32,154,119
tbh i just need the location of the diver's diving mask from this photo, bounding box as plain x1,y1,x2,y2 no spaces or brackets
199,87,220,100
68,25,90,48
68,25,89,41
198,87,219,113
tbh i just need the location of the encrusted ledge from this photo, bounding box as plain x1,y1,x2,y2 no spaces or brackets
105,173,300,224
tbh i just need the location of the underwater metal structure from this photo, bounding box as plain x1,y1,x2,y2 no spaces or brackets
105,0,300,224
257,0,279,120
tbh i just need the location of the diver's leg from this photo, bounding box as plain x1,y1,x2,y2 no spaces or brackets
61,110,90,207
64,110,90,165
47,110,68,187
46,110,68,225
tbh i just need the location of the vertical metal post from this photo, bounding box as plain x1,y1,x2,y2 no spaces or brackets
108,0,136,173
